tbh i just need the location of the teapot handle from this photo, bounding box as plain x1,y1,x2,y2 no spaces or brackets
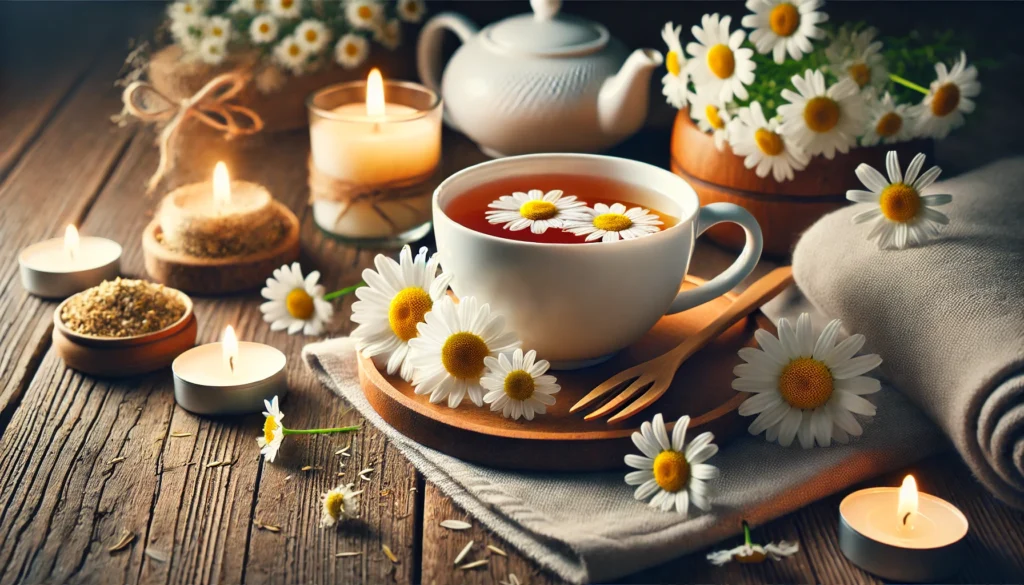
417,12,478,130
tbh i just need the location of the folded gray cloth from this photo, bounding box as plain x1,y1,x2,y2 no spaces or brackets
305,333,942,584
794,157,1024,510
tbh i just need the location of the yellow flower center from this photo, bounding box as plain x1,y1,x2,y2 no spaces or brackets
281,0,293,8
440,332,489,380
930,82,961,117
778,357,834,410
324,490,345,520
263,415,279,443
593,213,633,232
652,450,690,493
358,4,373,19
288,43,301,57
875,112,903,137
848,63,871,88
387,287,432,342
769,2,800,37
255,0,266,9
705,105,725,130
503,370,535,401
211,26,224,37
666,51,682,77
737,550,768,564
803,96,840,133
305,29,318,42
403,0,420,15
345,42,359,56
519,200,558,221
184,4,194,13
754,128,785,156
878,183,921,223
286,288,314,319
259,22,270,34
706,44,735,79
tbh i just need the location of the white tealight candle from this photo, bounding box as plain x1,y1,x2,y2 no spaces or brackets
172,325,288,415
839,475,969,582
18,225,121,298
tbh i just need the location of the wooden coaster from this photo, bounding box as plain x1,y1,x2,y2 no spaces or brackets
142,201,300,295
360,276,773,472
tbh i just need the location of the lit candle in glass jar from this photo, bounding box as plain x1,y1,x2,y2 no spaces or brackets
18,225,121,298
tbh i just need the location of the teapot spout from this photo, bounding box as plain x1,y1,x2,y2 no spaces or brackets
598,48,664,139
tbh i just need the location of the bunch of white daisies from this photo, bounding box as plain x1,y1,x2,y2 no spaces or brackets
661,0,980,182
164,0,425,74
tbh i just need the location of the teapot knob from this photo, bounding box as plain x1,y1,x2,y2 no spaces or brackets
530,0,561,21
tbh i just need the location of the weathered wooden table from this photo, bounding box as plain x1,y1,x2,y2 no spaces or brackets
3,4,1023,584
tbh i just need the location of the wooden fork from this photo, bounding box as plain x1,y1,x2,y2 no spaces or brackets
570,266,795,424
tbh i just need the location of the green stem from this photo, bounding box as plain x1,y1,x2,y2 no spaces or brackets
323,281,366,301
283,426,360,435
743,521,752,547
889,73,930,95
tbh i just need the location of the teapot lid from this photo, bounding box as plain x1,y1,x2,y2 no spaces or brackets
483,0,610,57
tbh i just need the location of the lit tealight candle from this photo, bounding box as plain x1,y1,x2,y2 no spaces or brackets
839,475,969,582
18,225,121,298
172,325,287,415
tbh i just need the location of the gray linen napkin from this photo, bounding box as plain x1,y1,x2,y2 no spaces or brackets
793,157,1024,511
304,331,942,583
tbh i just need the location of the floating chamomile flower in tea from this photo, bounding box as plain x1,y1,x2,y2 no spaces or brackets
485,189,589,235
260,262,333,336
320,483,362,528
481,349,560,421
562,203,663,243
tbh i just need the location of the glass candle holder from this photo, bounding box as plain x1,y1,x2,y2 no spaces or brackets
308,79,442,246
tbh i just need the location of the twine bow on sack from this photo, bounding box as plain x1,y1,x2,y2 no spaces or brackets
120,72,264,192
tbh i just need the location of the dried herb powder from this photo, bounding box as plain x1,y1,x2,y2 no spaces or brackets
61,278,186,338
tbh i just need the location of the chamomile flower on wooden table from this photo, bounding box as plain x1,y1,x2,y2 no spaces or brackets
728,101,809,181
257,396,360,462
660,22,689,109
706,521,800,565
260,262,333,336
685,13,757,102
687,90,733,151
481,349,560,421
742,0,828,64
320,483,362,528
562,203,663,243
778,69,868,159
485,189,589,234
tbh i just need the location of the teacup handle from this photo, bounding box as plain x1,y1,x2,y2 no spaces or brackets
667,203,763,314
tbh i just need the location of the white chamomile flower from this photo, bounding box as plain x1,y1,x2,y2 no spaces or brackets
742,0,827,64
204,15,232,44
198,36,227,64
168,1,205,23
334,33,369,69
915,51,980,140
828,27,886,90
861,91,915,146
346,0,383,30
733,313,883,448
229,0,268,13
625,414,719,516
260,262,332,335
269,0,301,19
729,101,809,182
846,151,952,249
374,18,402,50
397,0,425,23
250,14,279,45
660,22,689,110
407,296,520,408
563,203,663,243
273,35,308,74
350,246,453,382
687,90,732,151
778,69,867,159
685,13,756,102
481,349,560,421
484,189,588,234
320,483,362,528
707,522,800,565
295,19,330,53
257,396,285,462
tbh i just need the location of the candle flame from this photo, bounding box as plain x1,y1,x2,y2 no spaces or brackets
222,325,239,374
898,475,919,529
64,225,80,260
366,68,385,118
213,162,231,206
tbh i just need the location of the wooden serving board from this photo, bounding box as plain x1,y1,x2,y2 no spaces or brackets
359,276,771,471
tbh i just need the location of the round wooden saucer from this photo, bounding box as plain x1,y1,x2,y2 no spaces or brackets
360,276,773,472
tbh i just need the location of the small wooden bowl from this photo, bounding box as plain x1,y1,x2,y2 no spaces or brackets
52,287,198,377
142,200,300,295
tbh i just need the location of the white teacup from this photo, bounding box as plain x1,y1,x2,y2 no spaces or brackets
433,153,763,369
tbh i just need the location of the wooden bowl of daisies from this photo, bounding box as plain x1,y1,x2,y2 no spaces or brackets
358,276,770,472
670,108,933,258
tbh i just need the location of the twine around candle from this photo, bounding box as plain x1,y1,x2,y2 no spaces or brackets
120,72,264,193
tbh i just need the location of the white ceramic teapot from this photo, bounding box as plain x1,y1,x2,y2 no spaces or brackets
416,0,663,157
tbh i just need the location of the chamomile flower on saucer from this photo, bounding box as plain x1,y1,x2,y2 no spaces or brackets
707,522,800,565
733,313,883,448
562,203,663,243
250,15,280,45
778,69,867,159
334,33,369,69
742,0,828,64
320,483,362,528
481,349,560,421
260,262,333,336
346,0,383,31
258,396,285,462
295,19,330,53
915,51,980,140
269,0,301,20
397,0,425,23
688,90,732,151
685,13,756,102
728,101,809,182
273,35,309,74
660,22,689,109
407,296,520,408
827,26,886,90
351,246,453,382
860,91,915,146
485,189,588,234
625,414,719,516
846,151,952,249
